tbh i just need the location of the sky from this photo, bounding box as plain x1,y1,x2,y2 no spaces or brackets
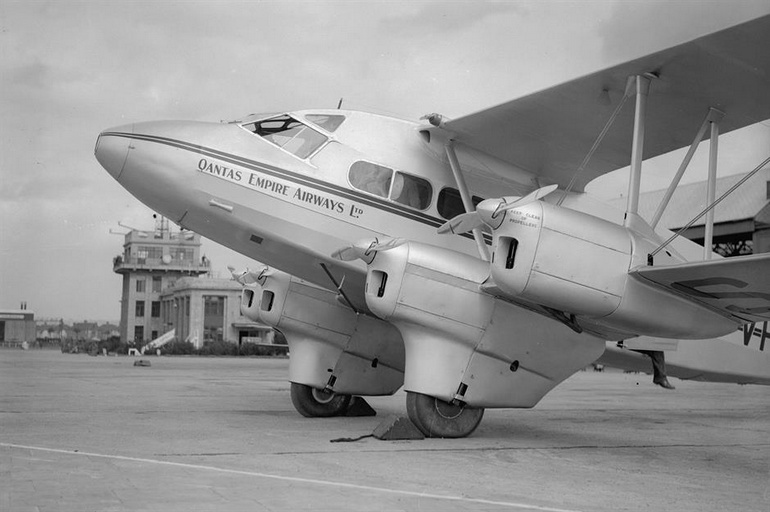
1,0,769,323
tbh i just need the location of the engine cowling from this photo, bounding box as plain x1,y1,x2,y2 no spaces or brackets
239,270,405,396
490,201,633,319
361,240,605,408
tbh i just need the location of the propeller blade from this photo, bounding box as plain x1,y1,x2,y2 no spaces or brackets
493,184,559,217
369,237,406,252
331,245,365,262
437,212,482,234
228,265,270,285
332,237,406,262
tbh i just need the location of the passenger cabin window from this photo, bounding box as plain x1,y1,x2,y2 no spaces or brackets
437,187,484,220
242,115,327,159
305,114,345,133
392,172,432,209
348,161,432,210
349,161,392,198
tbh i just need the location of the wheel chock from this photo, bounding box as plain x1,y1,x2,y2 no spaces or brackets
345,396,377,417
372,415,425,441
133,359,151,367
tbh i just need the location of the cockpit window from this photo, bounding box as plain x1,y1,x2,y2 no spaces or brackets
242,115,327,159
349,161,432,210
305,114,345,133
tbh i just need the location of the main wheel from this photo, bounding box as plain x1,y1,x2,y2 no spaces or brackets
290,382,351,417
406,391,484,438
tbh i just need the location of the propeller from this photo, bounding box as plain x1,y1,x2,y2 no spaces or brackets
227,265,272,286
437,185,558,235
331,237,406,262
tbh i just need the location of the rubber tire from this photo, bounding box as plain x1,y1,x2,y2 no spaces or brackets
406,391,484,438
290,382,351,418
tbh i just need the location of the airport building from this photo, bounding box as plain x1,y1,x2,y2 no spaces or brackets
113,219,272,348
113,219,210,344
0,305,35,345
160,277,273,348
621,168,770,256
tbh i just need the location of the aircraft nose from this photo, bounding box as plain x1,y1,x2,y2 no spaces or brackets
95,124,134,180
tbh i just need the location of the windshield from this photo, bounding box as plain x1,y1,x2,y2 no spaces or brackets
241,115,327,159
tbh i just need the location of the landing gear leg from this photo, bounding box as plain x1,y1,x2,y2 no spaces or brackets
290,382,352,417
406,391,484,438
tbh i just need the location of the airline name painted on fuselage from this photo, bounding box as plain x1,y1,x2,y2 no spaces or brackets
197,158,363,218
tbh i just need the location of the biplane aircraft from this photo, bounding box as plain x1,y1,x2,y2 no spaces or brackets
96,15,770,438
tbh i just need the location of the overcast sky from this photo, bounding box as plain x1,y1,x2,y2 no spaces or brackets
1,0,769,322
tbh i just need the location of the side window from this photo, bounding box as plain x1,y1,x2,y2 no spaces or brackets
437,187,484,220
349,161,393,198
305,114,345,133
243,115,327,159
391,172,432,210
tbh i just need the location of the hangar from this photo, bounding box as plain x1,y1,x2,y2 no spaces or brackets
0,306,35,346
617,168,770,256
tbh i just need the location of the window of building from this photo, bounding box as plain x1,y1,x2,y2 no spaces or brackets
171,248,194,262
151,330,158,340
152,276,162,293
203,295,226,343
305,114,345,133
242,115,327,159
135,278,146,293
135,300,145,317
151,301,161,318
134,325,144,342
437,187,484,220
349,161,432,210
137,246,163,260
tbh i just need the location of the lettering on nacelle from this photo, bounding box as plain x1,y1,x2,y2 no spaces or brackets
672,277,770,319
196,158,364,218
507,209,540,229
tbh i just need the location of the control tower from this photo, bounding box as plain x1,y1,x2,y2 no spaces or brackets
113,217,210,344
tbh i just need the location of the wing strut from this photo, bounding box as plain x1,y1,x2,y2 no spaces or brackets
650,108,724,229
649,155,770,260
556,85,631,206
445,140,490,261
623,75,651,230
703,119,720,260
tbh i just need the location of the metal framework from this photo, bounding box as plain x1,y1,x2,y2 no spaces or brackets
445,140,490,261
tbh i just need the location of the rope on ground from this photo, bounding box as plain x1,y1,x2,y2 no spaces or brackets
329,434,374,443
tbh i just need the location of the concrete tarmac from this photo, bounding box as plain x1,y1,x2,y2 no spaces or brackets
1,350,768,512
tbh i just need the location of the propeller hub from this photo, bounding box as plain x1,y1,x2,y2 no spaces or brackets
476,199,505,230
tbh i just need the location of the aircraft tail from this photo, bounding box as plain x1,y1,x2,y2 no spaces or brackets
596,322,770,385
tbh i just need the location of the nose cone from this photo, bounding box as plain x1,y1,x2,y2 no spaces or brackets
95,124,134,180
476,198,506,230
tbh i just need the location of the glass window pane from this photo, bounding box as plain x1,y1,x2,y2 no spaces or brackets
306,114,345,132
246,115,327,159
349,161,392,198
437,187,484,220
391,172,432,210
280,126,327,159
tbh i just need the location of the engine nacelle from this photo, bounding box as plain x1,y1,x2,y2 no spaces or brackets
490,201,633,318
239,270,404,396
364,241,605,408
488,202,736,339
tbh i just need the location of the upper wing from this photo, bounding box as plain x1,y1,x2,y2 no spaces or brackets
444,15,770,191
630,253,770,324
